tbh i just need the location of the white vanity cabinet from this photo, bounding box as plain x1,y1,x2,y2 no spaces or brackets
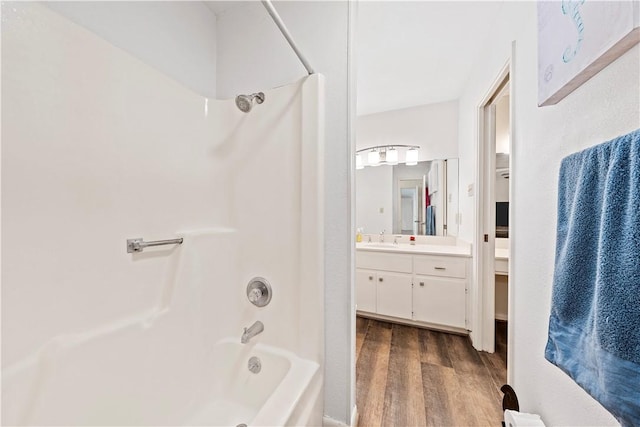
355,252,413,318
356,247,470,332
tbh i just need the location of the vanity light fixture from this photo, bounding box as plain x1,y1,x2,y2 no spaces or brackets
405,147,419,166
356,145,420,168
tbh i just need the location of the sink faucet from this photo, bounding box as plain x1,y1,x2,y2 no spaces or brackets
241,321,264,344
380,230,386,243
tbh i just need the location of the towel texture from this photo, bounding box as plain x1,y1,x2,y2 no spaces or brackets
426,205,436,235
545,128,640,427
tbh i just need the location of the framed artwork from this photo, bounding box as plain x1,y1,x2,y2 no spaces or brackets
537,1,640,106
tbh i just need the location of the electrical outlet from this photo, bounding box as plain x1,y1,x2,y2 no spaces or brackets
467,184,474,197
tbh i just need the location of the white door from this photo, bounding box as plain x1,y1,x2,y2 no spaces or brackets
355,270,377,313
413,275,466,328
376,272,412,318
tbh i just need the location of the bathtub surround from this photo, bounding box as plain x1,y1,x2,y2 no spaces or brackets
2,3,324,425
216,2,354,424
546,129,640,427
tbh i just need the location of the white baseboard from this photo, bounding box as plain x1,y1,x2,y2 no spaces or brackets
323,415,348,427
323,405,358,427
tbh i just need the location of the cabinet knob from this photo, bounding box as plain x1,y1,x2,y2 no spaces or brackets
420,282,425,287
369,276,374,280
379,277,383,282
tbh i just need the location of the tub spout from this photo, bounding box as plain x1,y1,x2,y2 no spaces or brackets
241,321,264,344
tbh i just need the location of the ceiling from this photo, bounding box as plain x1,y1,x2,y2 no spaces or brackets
357,1,504,115
204,1,505,116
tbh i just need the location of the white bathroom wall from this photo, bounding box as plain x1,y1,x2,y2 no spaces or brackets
215,2,353,423
457,1,640,425
357,101,459,161
355,166,393,235
44,1,218,97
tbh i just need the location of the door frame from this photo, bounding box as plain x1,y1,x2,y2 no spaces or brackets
473,42,515,363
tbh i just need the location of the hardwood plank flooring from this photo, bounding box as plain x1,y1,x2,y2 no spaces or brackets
381,324,427,427
356,318,507,427
356,321,393,427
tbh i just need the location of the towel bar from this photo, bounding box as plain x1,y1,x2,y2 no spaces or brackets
126,237,183,253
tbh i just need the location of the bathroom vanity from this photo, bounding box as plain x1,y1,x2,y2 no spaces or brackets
356,240,471,334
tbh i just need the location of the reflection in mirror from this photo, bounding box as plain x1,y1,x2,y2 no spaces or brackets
356,159,459,236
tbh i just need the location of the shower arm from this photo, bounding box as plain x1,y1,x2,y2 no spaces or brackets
261,0,315,75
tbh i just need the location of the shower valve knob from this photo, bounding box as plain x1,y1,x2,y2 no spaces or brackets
246,277,272,307
249,289,263,303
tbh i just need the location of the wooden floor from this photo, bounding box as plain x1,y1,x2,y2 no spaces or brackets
356,317,507,427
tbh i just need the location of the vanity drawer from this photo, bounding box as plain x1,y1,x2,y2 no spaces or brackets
356,252,412,273
413,255,467,278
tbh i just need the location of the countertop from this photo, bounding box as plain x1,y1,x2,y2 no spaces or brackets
356,242,471,257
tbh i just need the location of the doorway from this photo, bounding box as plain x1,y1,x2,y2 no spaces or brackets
397,179,424,235
475,56,513,372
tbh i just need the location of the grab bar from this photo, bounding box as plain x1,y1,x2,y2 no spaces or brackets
126,237,183,253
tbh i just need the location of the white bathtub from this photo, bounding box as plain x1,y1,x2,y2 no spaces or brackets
3,328,322,426
188,339,321,427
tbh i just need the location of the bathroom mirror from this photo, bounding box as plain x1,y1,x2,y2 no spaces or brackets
356,158,459,237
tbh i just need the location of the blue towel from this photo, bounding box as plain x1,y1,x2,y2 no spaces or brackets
545,128,640,427
426,205,435,235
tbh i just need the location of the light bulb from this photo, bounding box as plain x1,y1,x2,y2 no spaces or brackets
386,148,398,165
356,153,364,169
368,150,380,166
406,148,418,165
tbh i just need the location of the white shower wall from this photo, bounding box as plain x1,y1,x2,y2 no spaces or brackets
2,2,225,367
2,3,324,424
44,1,218,97
215,2,352,423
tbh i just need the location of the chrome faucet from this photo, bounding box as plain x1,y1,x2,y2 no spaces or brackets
380,230,386,243
241,321,264,344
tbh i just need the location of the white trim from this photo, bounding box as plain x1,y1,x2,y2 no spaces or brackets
474,60,510,353
322,406,358,427
506,40,517,385
351,405,359,427
324,415,349,427
347,0,358,425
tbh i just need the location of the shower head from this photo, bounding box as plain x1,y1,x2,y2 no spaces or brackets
235,92,265,113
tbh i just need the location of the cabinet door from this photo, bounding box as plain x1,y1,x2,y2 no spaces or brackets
413,275,466,328
356,270,377,313
376,272,412,319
